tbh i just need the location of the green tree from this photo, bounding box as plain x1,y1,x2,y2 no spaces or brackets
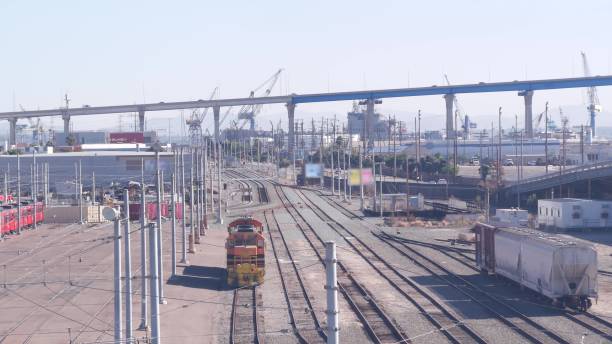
478,164,490,182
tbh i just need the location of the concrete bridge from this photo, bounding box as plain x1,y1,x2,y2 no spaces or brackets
2,75,612,154
501,160,612,199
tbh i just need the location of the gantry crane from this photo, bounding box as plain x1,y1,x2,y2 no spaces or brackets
581,51,602,137
237,69,283,131
218,69,283,131
187,87,218,146
444,74,471,136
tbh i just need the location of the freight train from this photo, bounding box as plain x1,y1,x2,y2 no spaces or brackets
225,217,265,287
474,223,598,311
128,201,183,221
0,201,45,236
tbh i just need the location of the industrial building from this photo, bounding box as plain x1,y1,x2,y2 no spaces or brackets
347,103,391,140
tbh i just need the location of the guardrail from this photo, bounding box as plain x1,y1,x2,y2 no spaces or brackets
504,160,612,193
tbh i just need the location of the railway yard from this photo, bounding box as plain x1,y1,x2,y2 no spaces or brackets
0,166,611,344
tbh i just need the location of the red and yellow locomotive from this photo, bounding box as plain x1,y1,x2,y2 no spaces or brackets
225,217,265,287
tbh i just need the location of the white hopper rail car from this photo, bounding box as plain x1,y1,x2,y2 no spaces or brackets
474,223,598,311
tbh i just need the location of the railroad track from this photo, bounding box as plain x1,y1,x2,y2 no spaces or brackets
376,231,573,344
272,184,408,344
382,232,612,341
226,169,271,209
230,286,263,344
264,211,326,343
293,188,486,344
317,187,612,342
0,228,120,343
0,222,115,304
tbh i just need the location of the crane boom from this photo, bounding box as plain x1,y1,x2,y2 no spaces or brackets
237,69,283,130
581,51,602,136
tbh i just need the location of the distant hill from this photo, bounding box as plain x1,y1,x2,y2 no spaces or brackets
596,126,612,139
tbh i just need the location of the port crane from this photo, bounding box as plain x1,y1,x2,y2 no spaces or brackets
187,87,218,146
237,69,283,131
444,75,473,136
581,51,602,137
218,69,283,131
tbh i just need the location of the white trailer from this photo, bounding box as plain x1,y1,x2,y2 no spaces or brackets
475,224,598,310
537,198,612,231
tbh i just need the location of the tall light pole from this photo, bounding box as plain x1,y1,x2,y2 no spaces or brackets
153,148,166,304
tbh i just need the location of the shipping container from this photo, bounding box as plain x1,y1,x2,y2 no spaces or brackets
109,132,145,144
492,208,528,226
366,193,425,214
474,223,598,309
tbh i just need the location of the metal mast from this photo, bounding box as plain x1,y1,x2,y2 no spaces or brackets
581,52,602,137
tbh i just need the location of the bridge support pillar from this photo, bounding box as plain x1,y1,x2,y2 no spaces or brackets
213,105,220,142
138,109,145,132
365,99,374,148
519,90,534,138
444,94,455,139
287,102,296,160
8,118,17,147
62,112,71,134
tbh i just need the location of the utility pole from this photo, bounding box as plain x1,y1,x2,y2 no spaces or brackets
171,173,177,277
545,101,549,175
320,118,324,188
393,115,397,180
209,141,215,215
417,111,421,180
113,215,123,344
217,137,223,224
498,107,502,188
379,163,383,218
202,141,208,230
406,148,410,221
3,172,7,207
342,124,347,201
454,110,458,181
180,147,188,264
358,145,364,210
32,151,37,230
154,151,166,304
194,149,201,242
518,129,523,208
331,118,335,196
91,171,96,205
78,160,83,224
325,241,339,344
199,146,205,233
123,191,133,343
347,131,352,202
138,159,148,331
580,125,585,166
17,152,21,235
148,223,161,344
189,163,196,254
44,163,47,205
515,114,520,207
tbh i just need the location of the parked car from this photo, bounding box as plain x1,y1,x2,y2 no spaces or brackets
503,158,514,166
437,178,448,184
527,160,537,166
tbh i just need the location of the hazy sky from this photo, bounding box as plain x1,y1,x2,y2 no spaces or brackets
1,0,611,135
